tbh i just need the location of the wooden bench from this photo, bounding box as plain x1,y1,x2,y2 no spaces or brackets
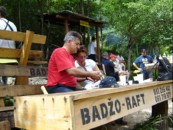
14,80,173,130
0,30,47,128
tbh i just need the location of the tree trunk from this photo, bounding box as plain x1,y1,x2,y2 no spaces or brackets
127,31,134,72
127,47,132,71
80,0,84,15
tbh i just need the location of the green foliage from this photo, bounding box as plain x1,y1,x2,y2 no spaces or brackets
100,0,172,53
1,0,172,63
168,115,173,127
133,115,173,130
3,96,14,106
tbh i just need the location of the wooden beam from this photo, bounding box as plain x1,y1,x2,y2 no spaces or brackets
0,48,43,59
14,80,173,130
96,26,100,63
0,106,14,112
27,60,48,65
15,31,34,85
0,99,5,107
0,85,43,98
64,19,69,33
19,30,34,65
0,120,11,130
0,30,46,44
0,65,47,77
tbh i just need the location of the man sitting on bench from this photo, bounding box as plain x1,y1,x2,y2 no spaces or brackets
46,31,101,93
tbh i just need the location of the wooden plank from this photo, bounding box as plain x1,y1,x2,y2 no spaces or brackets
27,60,48,65
19,30,34,65
0,120,11,130
0,99,5,107
14,80,173,130
0,65,47,77
14,95,74,130
0,85,43,98
72,80,173,100
0,106,14,112
16,31,34,85
74,82,173,130
32,34,46,45
0,30,46,44
0,48,43,59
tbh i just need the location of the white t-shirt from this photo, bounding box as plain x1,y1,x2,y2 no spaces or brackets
0,18,17,48
88,41,96,55
75,59,96,87
113,59,125,72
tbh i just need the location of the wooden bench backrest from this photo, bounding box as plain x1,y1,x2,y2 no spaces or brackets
0,30,47,85
0,30,46,60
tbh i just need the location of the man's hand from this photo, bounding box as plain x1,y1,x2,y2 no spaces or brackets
89,71,102,81
138,68,142,72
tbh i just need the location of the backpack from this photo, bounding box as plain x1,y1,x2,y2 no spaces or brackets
99,76,119,88
157,56,173,81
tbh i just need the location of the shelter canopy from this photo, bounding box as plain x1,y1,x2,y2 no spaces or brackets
40,10,106,63
42,10,106,28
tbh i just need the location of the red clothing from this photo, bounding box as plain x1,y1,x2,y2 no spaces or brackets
46,48,77,88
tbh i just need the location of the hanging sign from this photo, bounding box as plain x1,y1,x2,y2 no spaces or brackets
80,20,90,27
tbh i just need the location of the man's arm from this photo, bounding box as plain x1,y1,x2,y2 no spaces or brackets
133,62,142,71
66,67,101,81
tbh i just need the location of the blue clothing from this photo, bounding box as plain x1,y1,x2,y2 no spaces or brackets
134,55,153,79
47,84,85,93
101,57,110,65
105,61,119,81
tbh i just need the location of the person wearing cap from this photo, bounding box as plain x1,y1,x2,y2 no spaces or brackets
46,31,101,93
133,49,153,80
104,54,120,81
0,6,17,84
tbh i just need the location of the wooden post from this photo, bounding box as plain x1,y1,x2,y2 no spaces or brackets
96,26,100,63
0,99,4,107
0,120,11,130
64,19,69,33
152,101,168,117
15,30,34,85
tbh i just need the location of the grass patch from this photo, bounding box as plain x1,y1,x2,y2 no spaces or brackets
133,115,173,130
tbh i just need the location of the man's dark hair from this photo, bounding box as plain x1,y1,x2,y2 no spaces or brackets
76,45,88,55
0,6,7,17
64,31,82,43
141,48,147,53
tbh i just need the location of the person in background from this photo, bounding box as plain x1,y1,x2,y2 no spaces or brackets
101,52,110,65
105,54,119,81
88,36,97,61
117,53,126,70
0,6,17,84
75,45,103,89
133,49,153,80
46,31,101,93
114,54,129,77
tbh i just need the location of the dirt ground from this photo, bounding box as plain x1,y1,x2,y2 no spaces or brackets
111,99,173,130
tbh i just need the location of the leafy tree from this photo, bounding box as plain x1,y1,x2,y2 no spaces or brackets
99,0,172,70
